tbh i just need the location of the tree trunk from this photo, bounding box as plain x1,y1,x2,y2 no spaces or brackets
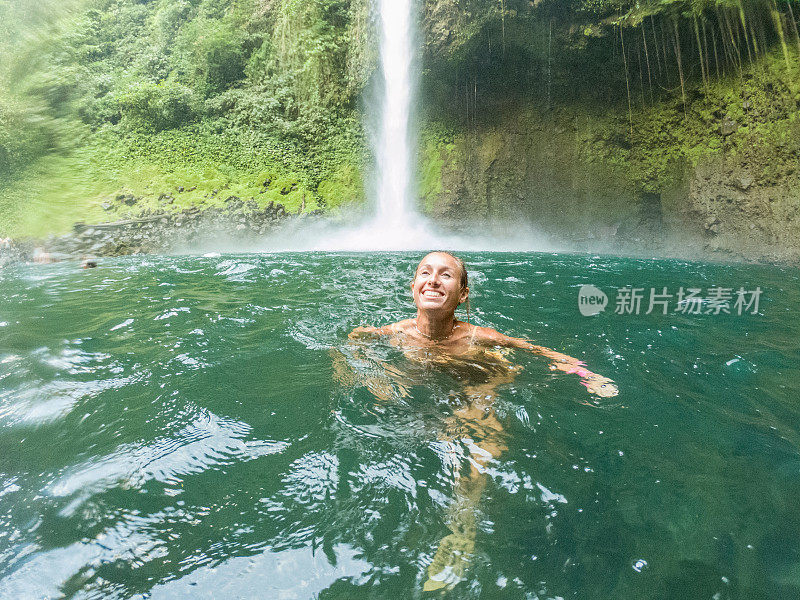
787,0,800,54
637,39,646,107
660,18,672,83
724,8,743,74
694,15,708,91
500,0,506,58
738,1,754,64
701,17,712,81
651,15,663,79
710,19,721,78
716,8,734,74
749,23,759,59
770,1,792,72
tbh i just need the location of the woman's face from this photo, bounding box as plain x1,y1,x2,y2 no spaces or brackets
411,252,468,313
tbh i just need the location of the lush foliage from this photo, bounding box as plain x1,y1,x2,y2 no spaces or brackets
1,0,799,236
0,0,372,234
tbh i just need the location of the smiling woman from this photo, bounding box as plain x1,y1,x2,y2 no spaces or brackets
346,251,619,590
349,251,618,398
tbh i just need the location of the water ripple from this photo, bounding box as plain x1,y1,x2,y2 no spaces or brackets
0,253,798,598
47,409,289,515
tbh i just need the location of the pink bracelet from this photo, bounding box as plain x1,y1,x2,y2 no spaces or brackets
565,366,592,378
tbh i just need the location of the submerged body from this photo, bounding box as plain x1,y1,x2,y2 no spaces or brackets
345,252,618,590
350,317,618,398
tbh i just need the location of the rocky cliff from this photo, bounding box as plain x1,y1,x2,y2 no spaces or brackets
416,0,800,262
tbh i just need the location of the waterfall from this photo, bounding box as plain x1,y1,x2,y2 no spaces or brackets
251,0,549,252
290,0,439,251
375,0,415,227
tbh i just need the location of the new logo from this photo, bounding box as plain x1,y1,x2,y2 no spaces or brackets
578,285,608,316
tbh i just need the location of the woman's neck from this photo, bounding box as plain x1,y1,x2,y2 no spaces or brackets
415,311,456,341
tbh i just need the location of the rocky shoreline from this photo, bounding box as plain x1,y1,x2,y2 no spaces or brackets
1,189,797,267
0,195,315,266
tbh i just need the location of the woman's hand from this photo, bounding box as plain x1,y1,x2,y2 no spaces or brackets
348,325,381,340
579,373,619,397
548,357,619,398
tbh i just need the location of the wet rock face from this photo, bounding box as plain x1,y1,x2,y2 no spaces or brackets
19,200,301,260
687,156,800,261
704,216,721,234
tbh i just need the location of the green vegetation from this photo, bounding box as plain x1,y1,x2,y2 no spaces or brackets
0,0,371,236
1,0,799,237
418,124,460,212
417,0,800,211
418,43,800,217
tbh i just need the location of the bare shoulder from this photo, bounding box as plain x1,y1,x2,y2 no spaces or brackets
470,325,533,349
349,319,414,339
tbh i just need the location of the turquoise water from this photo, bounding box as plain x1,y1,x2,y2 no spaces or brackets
1,252,799,599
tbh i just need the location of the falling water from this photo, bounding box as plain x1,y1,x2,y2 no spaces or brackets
270,0,446,251
241,0,550,252
375,0,415,227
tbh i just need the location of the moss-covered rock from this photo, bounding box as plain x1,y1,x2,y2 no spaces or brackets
417,44,800,261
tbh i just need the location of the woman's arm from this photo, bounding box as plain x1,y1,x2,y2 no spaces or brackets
348,321,407,340
474,327,618,398
334,337,411,403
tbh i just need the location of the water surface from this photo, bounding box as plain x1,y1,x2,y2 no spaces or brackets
1,252,799,599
